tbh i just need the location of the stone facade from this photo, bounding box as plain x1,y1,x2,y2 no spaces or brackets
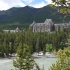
3,27,21,33
29,19,70,32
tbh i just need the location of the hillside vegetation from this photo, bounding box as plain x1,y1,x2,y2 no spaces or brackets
0,5,70,29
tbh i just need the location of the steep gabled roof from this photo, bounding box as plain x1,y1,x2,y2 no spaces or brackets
44,19,53,25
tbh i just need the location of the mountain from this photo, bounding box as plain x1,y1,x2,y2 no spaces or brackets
0,5,70,29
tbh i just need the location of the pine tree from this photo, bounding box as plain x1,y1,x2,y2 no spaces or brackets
13,42,41,70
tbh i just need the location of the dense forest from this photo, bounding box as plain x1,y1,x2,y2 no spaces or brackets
0,28,69,57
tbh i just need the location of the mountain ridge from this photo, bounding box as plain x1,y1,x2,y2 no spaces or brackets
0,5,69,25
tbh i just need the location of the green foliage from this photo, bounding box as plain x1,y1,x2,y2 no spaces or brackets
49,33,70,70
52,0,68,6
59,42,65,50
0,28,69,57
50,4,56,9
36,38,39,52
0,5,70,27
51,0,70,14
49,48,70,70
13,42,41,70
45,44,53,52
59,8,68,14
0,24,29,30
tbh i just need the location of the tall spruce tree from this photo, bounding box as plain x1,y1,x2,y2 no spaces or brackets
12,42,41,70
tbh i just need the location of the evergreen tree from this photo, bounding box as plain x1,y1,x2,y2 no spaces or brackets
49,48,70,70
45,44,53,52
36,38,39,53
13,42,41,70
49,34,70,70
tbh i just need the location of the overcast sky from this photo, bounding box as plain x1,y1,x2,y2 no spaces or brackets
0,0,52,10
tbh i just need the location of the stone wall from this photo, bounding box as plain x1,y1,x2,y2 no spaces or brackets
29,19,70,32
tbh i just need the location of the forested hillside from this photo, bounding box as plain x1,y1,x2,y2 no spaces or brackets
0,5,70,29
0,29,69,57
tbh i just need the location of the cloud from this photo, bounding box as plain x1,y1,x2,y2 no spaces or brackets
0,0,52,10
22,0,35,3
33,1,46,8
0,0,26,10
45,0,52,4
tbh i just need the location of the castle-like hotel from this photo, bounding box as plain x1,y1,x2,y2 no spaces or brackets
29,19,70,32
3,27,21,33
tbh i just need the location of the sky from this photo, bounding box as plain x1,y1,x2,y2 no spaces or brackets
0,0,52,10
